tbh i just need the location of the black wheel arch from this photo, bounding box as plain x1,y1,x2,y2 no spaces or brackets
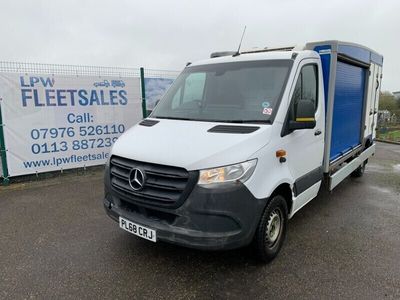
269,183,293,216
364,136,373,149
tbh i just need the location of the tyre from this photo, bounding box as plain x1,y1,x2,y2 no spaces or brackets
253,195,288,263
351,160,367,178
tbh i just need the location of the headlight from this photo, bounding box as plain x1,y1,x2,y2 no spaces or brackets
198,159,257,186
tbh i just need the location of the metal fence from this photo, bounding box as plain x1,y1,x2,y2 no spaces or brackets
0,61,180,184
0,61,141,77
142,68,181,114
0,100,5,179
377,109,400,143
143,68,181,79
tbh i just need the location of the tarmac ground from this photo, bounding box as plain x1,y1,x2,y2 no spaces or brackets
0,142,399,299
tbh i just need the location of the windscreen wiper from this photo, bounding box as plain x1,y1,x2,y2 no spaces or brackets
153,117,271,124
153,116,194,121
228,120,271,124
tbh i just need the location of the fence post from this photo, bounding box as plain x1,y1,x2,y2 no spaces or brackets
140,67,147,118
0,102,10,185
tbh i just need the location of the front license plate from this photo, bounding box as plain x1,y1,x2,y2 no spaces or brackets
119,217,156,242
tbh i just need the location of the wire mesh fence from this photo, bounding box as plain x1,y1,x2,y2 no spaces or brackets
143,68,181,79
377,109,400,143
0,61,142,77
0,61,181,116
0,61,181,182
142,68,181,114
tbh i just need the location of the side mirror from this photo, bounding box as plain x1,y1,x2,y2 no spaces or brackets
288,99,316,131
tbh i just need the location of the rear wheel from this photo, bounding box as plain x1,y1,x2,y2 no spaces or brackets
351,160,367,177
253,195,288,263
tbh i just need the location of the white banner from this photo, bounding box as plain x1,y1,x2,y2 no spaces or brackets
0,73,142,176
0,102,3,177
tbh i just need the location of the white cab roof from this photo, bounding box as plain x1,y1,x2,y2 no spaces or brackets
189,50,319,67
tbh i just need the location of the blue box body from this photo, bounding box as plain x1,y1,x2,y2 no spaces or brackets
310,41,383,162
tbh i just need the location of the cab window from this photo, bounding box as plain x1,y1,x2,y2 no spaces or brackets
289,64,318,121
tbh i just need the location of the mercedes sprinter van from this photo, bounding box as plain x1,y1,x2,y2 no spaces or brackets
104,40,383,262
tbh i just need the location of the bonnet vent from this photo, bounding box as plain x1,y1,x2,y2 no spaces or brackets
139,119,159,127
208,125,259,134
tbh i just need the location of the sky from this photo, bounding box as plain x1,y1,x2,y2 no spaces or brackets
0,0,399,91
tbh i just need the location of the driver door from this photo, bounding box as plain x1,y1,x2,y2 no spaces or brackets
281,60,324,213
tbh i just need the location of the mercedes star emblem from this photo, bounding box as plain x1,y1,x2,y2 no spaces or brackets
128,168,146,191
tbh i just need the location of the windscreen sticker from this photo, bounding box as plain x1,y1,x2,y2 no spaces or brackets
263,108,273,115
261,101,270,108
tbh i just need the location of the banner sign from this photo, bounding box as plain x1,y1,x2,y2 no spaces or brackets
0,103,3,177
144,78,174,110
0,73,142,176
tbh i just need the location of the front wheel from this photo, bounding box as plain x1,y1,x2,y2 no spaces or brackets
253,195,288,263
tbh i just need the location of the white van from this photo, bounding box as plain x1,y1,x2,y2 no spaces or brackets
104,41,383,262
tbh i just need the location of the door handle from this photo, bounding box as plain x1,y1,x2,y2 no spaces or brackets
314,129,322,136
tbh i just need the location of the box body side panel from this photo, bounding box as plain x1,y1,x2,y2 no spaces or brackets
330,62,366,161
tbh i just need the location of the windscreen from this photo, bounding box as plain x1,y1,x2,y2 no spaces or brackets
151,60,293,124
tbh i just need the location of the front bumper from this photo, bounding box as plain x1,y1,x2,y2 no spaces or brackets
104,169,267,250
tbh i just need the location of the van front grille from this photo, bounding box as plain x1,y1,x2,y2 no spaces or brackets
110,156,198,208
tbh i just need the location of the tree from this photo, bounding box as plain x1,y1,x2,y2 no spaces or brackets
379,91,398,111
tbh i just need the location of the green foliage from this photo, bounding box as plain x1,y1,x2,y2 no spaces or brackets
379,91,399,111
377,130,400,142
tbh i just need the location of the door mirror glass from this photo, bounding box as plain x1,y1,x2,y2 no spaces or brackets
288,99,316,130
296,99,315,121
